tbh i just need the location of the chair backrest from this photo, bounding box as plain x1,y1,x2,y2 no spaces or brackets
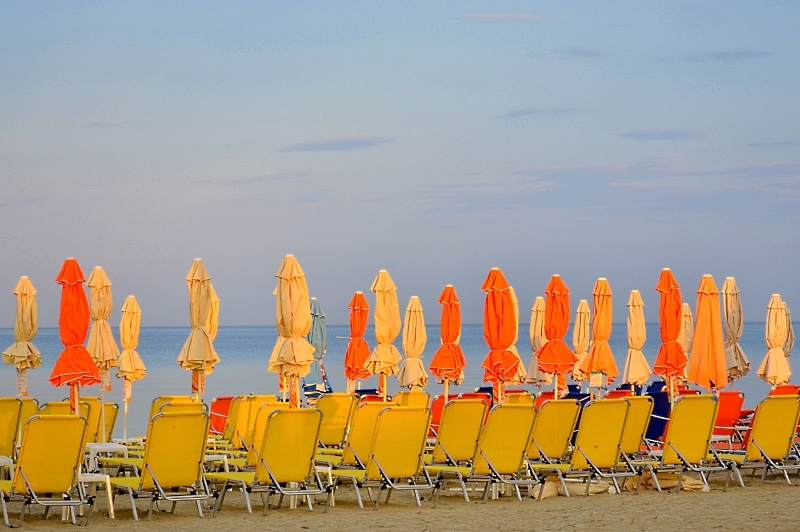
429,394,446,437
619,396,655,456
472,405,536,476
535,391,556,409
40,402,92,444
769,384,800,396
17,398,39,447
148,396,194,420
644,391,671,441
79,396,104,443
103,402,119,442
745,395,800,462
365,407,431,481
316,393,358,447
457,392,492,404
359,395,388,404
393,390,430,408
662,395,718,466
233,395,278,448
713,391,745,437
505,392,535,406
255,409,323,485
139,412,209,492
570,399,629,470
431,399,488,464
604,389,636,400
158,402,207,415
678,388,701,396
12,415,86,495
209,396,234,435
245,403,291,466
0,398,22,457
527,399,580,461
222,396,243,441
340,402,392,467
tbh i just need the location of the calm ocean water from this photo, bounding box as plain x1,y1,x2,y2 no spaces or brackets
0,323,789,437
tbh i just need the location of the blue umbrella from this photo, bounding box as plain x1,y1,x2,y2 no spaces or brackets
305,297,332,400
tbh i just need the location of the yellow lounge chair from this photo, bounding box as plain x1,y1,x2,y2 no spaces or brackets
0,399,22,463
316,402,394,468
618,396,655,462
0,415,92,527
38,402,92,448
427,399,487,467
101,403,119,442
223,403,290,473
109,412,211,520
208,409,325,516
392,390,430,408
230,395,278,450
429,404,538,504
719,395,800,488
527,399,581,466
76,397,103,444
505,392,535,406
317,393,358,449
15,400,38,447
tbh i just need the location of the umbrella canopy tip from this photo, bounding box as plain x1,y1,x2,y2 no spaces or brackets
552,273,561,277
445,284,453,287
66,256,76,260
20,275,28,279
725,276,735,280
702,273,713,278
194,257,202,261
598,277,607,281
285,253,294,257
355,290,363,294
631,289,639,293
311,296,317,300
662,267,671,271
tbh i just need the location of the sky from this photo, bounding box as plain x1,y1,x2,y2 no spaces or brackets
1,1,799,328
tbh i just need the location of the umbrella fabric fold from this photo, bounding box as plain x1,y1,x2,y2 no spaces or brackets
783,302,794,358
678,303,694,381
572,300,591,382
757,295,791,385
2,277,42,397
653,269,688,385
50,258,101,414
397,296,429,388
365,270,403,398
86,267,120,391
689,275,728,391
117,295,146,439
526,296,552,386
581,278,619,383
305,297,331,399
268,255,316,407
344,292,371,393
623,290,651,386
429,285,466,388
722,277,750,381
536,275,577,391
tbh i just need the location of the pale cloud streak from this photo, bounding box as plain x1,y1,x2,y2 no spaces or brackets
283,136,394,152
498,108,572,118
620,129,702,141
457,13,564,22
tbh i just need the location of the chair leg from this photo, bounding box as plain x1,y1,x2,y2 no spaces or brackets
195,499,204,518
481,481,492,503
674,469,684,493
384,487,392,505
782,469,792,485
514,485,522,501
305,494,314,512
147,496,155,521
1,496,25,528
412,488,421,507
372,488,381,511
759,467,768,487
351,480,364,509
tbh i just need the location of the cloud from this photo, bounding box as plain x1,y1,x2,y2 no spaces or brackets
620,129,702,141
0,196,39,207
295,192,329,204
498,108,572,118
457,13,564,22
190,172,307,186
85,121,142,128
685,50,771,62
560,48,604,59
283,136,394,152
724,161,800,177
748,141,799,148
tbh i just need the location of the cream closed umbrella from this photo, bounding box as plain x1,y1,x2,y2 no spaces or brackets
526,296,552,389
87,267,120,391
365,270,403,400
396,296,428,389
722,277,750,385
268,255,316,408
572,300,591,383
117,295,146,439
784,302,795,358
505,287,527,387
2,277,42,397
757,295,791,385
678,303,694,381
623,290,651,386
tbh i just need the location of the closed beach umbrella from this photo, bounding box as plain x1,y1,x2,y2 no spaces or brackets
397,296,428,389
177,258,220,399
344,292,371,394
581,278,619,384
689,275,728,392
678,303,694,381
525,296,552,388
2,276,42,397
507,287,528,385
50,258,101,414
572,300,591,382
305,297,330,400
87,267,120,392
268,254,316,407
722,277,750,383
365,270,402,400
757,294,791,385
195,283,219,396
623,290,651,386
653,268,687,400
537,274,577,396
117,295,146,439
429,285,466,401
783,302,794,358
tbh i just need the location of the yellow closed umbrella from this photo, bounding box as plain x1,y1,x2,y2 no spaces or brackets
678,303,693,381
396,296,428,389
572,300,591,383
526,296,552,390
268,254,315,407
177,258,220,399
117,295,146,439
757,294,791,385
365,270,403,400
722,277,750,385
87,267,120,391
2,276,42,397
623,290,651,386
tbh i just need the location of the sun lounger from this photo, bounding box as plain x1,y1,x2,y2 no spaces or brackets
527,399,580,466
393,390,430,407
208,396,234,436
316,393,358,449
428,395,445,438
426,399,487,466
643,390,671,444
225,403,290,471
712,391,745,450
619,396,655,461
0,399,22,463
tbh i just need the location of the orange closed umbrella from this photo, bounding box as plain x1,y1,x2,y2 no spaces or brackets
49,258,101,414
653,268,688,400
429,285,466,402
688,275,728,391
581,278,619,384
344,292,371,394
536,274,577,396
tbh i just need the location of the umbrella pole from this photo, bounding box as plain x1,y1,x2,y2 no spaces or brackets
100,387,107,443
70,384,80,416
444,379,449,403
295,376,301,408
381,374,387,401
123,400,128,440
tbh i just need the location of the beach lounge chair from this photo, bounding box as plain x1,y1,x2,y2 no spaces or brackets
38,402,93,447
208,409,325,515
101,403,119,442
429,404,537,504
316,393,358,449
426,399,487,466
532,399,634,496
619,396,655,461
225,403,290,472
769,384,800,396
229,395,278,449
0,399,22,463
393,390,430,408
643,390,671,444
329,406,434,510
77,397,103,443
718,395,800,488
428,395,445,438
505,392,535,406
208,396,233,436
527,399,581,466
15,400,37,442
604,389,636,400
0,415,93,527
712,391,745,450
109,412,212,520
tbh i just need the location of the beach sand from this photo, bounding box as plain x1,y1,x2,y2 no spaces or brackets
19,476,800,532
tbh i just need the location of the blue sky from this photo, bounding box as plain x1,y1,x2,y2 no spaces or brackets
1,1,798,327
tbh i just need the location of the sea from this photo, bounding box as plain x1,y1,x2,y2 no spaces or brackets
0,323,790,438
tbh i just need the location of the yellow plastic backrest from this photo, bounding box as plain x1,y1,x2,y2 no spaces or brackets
148,396,194,420
432,399,487,463
13,415,86,495
0,398,22,457
233,395,278,448
79,396,103,443
158,402,207,415
40,401,89,419
571,399,629,470
366,407,430,481
528,400,580,460
341,403,394,466
662,395,717,465
255,409,322,485
747,395,800,462
506,393,535,406
222,396,243,441
619,396,654,455
473,405,536,476
16,398,38,447
139,412,209,492
316,393,358,446
103,403,119,441
393,390,431,408
246,403,291,467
